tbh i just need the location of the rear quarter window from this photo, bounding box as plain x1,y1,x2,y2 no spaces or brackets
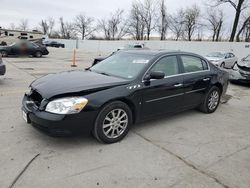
181,55,208,73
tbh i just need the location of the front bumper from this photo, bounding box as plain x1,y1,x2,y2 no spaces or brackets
0,63,6,75
229,70,250,83
22,95,98,136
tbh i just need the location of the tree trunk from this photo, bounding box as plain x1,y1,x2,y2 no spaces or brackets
229,0,244,42
216,21,222,42
236,16,250,42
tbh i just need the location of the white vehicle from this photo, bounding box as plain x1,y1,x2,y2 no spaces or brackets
205,52,238,69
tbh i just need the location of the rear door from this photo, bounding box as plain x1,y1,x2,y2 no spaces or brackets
180,55,212,108
141,55,184,118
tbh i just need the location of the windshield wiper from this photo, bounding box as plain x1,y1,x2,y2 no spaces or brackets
99,72,111,76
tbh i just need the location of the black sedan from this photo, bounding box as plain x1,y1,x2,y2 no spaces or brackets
0,41,49,58
43,41,65,48
22,50,229,143
230,54,250,83
0,56,6,76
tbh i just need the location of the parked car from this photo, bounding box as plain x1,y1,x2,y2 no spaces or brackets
22,50,229,143
0,56,6,76
43,41,65,48
93,45,149,66
230,54,250,83
205,52,238,68
0,41,49,57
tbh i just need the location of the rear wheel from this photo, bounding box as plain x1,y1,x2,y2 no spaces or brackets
35,51,42,58
199,86,221,113
93,101,132,144
0,51,8,57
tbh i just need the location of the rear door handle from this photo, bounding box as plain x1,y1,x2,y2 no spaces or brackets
174,83,183,87
203,78,211,81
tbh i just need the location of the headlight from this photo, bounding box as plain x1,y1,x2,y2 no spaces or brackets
45,97,88,114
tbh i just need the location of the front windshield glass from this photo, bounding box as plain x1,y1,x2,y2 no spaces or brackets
207,52,224,58
90,52,153,80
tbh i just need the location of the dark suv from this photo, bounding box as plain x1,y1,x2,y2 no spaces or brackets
43,41,65,48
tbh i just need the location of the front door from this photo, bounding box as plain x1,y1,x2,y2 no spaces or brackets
141,55,184,118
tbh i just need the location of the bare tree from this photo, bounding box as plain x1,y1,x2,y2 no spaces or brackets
19,19,29,31
210,0,249,41
74,13,95,40
141,0,157,40
39,20,49,35
236,14,250,41
183,5,200,41
39,18,55,37
98,9,128,40
206,9,224,41
128,2,145,40
59,17,76,39
169,9,185,41
9,23,16,30
158,0,168,40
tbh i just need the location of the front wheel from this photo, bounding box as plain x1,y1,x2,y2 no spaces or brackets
0,51,8,57
199,86,221,113
35,51,42,58
93,101,132,144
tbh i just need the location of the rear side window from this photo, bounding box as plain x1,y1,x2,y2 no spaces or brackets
151,56,179,77
181,55,208,73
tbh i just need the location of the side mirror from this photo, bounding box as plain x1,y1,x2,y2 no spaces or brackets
144,71,165,81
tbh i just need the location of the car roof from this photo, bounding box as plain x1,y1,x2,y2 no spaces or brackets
120,49,202,57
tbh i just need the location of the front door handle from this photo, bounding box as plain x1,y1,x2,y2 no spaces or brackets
203,78,211,81
174,83,183,87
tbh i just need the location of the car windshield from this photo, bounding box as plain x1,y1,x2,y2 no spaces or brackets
90,52,153,80
207,52,224,58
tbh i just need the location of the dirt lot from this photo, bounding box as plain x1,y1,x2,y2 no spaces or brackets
0,48,250,188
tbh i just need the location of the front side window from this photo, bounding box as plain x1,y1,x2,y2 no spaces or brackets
181,55,206,73
151,56,179,77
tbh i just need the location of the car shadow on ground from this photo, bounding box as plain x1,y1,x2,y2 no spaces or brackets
230,81,250,88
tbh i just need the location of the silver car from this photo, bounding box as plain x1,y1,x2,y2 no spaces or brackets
205,52,238,69
230,54,250,83
0,56,6,76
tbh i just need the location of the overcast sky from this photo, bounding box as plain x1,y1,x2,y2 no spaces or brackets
0,0,234,32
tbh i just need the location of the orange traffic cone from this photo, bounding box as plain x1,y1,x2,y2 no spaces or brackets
71,49,77,67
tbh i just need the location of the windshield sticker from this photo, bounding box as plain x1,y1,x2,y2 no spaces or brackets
132,60,149,64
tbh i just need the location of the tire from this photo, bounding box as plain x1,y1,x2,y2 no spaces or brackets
220,62,225,68
199,86,221,114
0,50,8,57
93,101,132,144
35,51,42,58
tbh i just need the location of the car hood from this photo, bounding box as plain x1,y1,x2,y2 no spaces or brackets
205,56,222,61
30,70,129,99
238,60,250,67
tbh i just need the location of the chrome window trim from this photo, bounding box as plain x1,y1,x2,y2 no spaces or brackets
142,54,210,83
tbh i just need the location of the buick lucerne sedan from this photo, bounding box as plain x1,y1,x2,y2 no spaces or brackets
22,50,229,143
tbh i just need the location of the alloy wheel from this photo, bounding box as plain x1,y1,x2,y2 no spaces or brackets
102,109,128,139
208,90,219,111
